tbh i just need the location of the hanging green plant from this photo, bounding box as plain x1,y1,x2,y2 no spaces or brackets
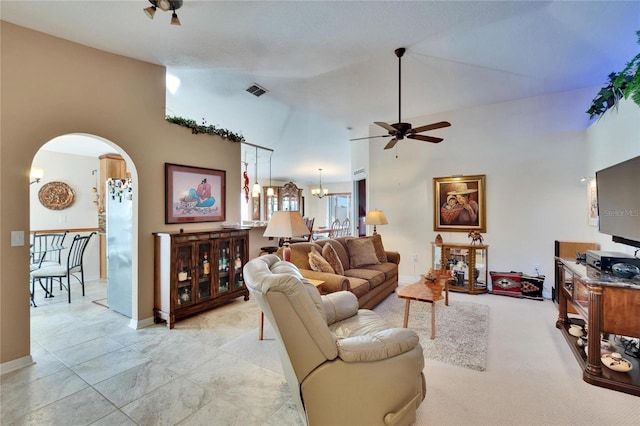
614,30,640,107
165,115,246,143
587,30,640,120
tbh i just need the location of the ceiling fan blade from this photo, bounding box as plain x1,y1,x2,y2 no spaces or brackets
349,134,392,141
384,138,398,150
374,121,397,133
407,134,443,143
410,121,451,134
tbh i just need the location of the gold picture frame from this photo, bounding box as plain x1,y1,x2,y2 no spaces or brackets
433,174,486,232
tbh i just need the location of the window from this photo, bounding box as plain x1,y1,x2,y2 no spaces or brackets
328,193,351,225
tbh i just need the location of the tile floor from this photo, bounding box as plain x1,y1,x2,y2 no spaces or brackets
1,280,303,425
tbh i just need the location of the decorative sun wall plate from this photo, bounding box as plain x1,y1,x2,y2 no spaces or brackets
38,181,75,210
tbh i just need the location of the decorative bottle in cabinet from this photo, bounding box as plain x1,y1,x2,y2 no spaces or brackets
203,252,210,275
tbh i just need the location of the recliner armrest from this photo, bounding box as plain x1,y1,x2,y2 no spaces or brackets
337,328,420,362
322,291,359,325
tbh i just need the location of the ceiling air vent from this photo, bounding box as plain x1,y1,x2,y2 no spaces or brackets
246,83,268,97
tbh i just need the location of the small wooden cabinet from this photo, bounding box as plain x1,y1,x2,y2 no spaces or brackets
556,258,640,396
434,242,488,294
154,229,250,328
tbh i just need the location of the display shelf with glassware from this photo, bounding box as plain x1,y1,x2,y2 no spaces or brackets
154,228,249,328
432,242,488,294
555,257,640,396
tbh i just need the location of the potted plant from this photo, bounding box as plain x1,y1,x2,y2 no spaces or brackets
587,30,640,120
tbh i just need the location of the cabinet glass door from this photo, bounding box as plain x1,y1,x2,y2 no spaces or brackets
176,245,194,305
472,247,488,291
197,242,213,300
217,240,230,294
232,238,246,290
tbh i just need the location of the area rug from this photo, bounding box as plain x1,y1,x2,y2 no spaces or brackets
373,295,489,371
223,295,489,374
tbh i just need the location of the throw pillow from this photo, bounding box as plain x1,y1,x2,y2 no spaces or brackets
309,247,335,273
322,243,344,275
346,237,380,268
368,234,388,263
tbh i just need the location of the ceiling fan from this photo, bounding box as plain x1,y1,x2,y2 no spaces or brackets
351,47,451,150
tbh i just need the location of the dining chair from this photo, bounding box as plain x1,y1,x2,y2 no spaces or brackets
30,231,69,306
31,232,96,303
30,231,68,270
329,218,341,238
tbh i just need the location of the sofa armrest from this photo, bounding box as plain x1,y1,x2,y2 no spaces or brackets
337,328,420,362
385,251,400,265
322,291,359,325
299,269,349,293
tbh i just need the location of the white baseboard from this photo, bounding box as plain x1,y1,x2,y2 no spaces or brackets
129,316,156,330
0,355,34,376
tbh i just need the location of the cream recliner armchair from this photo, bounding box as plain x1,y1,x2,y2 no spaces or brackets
244,255,426,426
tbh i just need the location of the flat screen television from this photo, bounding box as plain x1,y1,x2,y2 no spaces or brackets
596,155,640,248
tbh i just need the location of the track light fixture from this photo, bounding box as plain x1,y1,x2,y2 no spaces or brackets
144,0,182,25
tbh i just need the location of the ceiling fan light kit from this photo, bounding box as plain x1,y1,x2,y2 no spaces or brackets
351,47,451,150
144,0,182,25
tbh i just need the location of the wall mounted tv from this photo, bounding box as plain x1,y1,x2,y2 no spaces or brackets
596,155,640,248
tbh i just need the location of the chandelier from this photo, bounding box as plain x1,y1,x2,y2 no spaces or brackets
144,0,182,25
311,168,328,199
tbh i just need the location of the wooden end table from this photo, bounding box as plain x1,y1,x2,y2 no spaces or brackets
397,277,449,339
259,278,324,340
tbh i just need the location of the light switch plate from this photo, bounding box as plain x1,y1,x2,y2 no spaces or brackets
11,231,25,247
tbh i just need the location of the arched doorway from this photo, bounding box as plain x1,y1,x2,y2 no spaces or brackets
30,133,139,322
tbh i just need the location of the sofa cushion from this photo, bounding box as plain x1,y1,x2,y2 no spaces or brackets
322,243,344,275
345,277,370,299
287,242,323,271
359,234,388,263
360,262,398,282
309,247,335,274
346,238,380,268
344,268,386,288
316,239,350,271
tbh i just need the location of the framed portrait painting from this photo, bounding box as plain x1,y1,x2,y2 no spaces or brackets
587,177,598,227
433,174,486,232
165,163,226,224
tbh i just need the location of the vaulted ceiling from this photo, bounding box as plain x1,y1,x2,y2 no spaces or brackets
2,1,639,184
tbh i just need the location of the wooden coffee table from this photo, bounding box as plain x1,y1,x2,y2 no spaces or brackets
397,278,449,339
259,278,324,340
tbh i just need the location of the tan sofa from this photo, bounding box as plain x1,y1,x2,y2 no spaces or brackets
244,254,426,426
277,236,400,309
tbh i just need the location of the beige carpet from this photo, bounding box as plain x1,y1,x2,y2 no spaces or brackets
373,295,489,371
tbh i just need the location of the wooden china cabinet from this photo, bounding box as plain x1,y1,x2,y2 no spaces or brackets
263,181,303,221
153,228,249,328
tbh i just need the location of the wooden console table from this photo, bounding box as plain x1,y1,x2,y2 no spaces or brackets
555,257,640,396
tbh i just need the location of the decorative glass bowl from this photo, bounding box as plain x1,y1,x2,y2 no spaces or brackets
611,263,640,279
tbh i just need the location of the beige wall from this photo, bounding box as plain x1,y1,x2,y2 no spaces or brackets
1,22,241,365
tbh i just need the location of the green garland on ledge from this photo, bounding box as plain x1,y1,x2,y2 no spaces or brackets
165,115,246,143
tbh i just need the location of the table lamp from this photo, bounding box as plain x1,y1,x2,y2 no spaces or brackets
364,209,388,235
263,210,309,261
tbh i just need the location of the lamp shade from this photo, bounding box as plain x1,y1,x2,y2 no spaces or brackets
364,210,388,226
263,211,309,238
